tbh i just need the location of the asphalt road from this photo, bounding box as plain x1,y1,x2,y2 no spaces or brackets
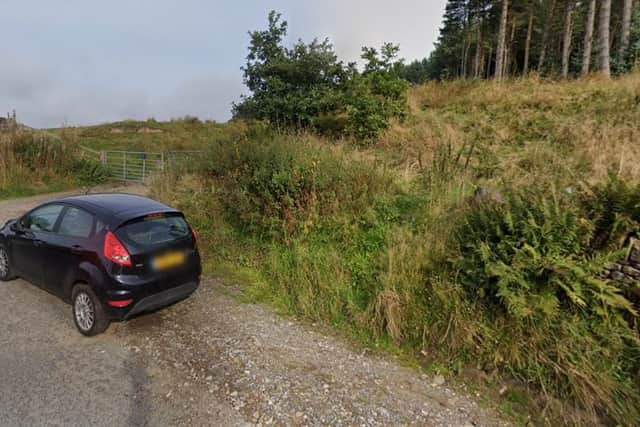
0,188,505,427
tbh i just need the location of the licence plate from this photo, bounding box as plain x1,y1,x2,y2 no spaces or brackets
153,251,186,271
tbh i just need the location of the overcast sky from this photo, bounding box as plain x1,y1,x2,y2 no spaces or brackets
0,1,446,128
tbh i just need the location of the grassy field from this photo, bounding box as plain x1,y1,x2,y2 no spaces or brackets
6,75,640,424
48,118,246,152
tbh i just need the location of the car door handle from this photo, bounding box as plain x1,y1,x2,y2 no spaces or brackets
33,239,43,247
71,245,84,254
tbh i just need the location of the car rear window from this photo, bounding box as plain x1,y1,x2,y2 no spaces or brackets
116,213,190,249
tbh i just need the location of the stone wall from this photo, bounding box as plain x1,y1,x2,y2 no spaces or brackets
600,238,640,299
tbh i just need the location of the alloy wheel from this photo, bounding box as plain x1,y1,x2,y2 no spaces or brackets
0,247,8,277
74,293,95,332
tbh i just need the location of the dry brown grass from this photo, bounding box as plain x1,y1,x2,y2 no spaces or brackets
376,73,640,187
0,128,77,198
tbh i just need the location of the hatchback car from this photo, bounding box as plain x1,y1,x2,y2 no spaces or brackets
0,193,201,336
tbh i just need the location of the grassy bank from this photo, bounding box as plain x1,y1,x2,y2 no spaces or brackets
149,75,637,425
0,128,108,200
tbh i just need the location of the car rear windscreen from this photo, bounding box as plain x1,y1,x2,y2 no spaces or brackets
116,213,191,250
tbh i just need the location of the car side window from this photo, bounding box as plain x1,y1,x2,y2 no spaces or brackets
58,207,95,238
24,204,64,232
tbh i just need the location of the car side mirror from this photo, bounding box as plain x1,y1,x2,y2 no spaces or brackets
10,219,25,232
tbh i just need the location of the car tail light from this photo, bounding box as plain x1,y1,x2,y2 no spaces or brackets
104,231,132,267
191,226,199,243
107,299,133,308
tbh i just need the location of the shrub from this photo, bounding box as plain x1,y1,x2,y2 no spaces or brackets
197,130,392,239
581,173,640,251
453,188,635,320
448,184,640,423
71,158,109,186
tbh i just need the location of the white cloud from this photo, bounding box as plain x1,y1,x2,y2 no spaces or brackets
308,0,446,64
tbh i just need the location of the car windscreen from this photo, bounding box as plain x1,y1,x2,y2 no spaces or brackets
115,213,191,251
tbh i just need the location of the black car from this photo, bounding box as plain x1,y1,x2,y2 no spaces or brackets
0,193,201,336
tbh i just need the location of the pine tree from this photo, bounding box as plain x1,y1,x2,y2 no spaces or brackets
599,0,612,77
495,0,510,80
582,0,597,74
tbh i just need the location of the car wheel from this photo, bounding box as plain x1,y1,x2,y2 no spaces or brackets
72,284,109,336
0,244,16,282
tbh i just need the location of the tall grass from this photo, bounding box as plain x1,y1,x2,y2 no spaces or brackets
0,128,107,199
152,76,640,425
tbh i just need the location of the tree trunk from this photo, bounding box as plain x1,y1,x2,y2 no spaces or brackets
582,0,597,75
599,0,612,77
523,4,534,75
619,0,634,61
495,0,509,80
562,2,575,78
538,0,558,73
464,29,473,78
474,18,484,78
504,20,517,78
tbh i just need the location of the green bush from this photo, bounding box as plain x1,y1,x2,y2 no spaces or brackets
233,11,408,141
197,131,392,239
448,184,640,423
453,188,635,321
71,158,109,186
581,173,640,251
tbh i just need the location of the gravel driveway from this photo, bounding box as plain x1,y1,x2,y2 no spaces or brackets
0,188,506,426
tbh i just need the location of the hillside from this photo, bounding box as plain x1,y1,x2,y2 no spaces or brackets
148,75,640,426
48,119,245,152
381,74,640,185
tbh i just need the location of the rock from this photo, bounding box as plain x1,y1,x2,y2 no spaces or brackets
471,187,504,206
623,265,640,278
432,375,446,386
611,271,625,281
628,238,640,262
605,263,622,271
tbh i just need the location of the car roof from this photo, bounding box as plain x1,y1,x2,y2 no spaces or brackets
52,193,180,228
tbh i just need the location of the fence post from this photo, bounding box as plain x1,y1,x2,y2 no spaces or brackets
161,152,165,172
100,151,107,165
123,152,127,181
142,159,146,182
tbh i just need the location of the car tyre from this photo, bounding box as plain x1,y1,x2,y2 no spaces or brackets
72,284,109,336
0,243,16,282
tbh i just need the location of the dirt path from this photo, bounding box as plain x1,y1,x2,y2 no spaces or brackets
0,189,507,426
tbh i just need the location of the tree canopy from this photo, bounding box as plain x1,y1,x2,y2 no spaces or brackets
233,11,408,141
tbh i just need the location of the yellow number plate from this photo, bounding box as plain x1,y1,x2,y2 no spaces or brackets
153,252,186,271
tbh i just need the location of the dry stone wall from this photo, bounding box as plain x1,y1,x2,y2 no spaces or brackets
600,238,640,299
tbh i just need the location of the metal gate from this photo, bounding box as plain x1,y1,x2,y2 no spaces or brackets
103,150,164,182
79,146,202,183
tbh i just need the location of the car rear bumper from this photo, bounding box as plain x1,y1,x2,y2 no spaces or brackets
122,280,198,320
101,270,200,320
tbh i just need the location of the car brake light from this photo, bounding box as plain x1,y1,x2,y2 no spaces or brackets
107,299,133,308
104,231,132,267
